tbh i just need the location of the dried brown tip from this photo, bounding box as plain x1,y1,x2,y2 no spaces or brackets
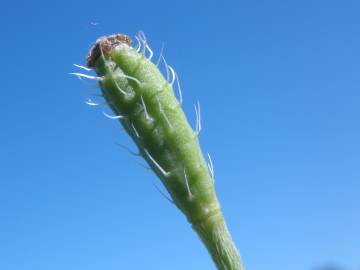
87,34,132,67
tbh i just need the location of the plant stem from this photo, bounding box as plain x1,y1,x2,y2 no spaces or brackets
81,33,245,270
193,211,244,270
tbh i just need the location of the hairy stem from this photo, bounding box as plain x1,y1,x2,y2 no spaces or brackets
80,33,244,270
194,212,244,270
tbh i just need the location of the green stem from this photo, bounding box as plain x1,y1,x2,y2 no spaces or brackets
81,33,245,270
193,211,244,270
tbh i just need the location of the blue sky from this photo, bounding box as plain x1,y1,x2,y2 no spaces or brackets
1,0,359,270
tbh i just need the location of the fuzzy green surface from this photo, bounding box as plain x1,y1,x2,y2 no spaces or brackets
92,42,243,270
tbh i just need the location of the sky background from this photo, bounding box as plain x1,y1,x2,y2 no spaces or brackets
1,0,359,270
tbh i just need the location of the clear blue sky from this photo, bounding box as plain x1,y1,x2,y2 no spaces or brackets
1,1,359,270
